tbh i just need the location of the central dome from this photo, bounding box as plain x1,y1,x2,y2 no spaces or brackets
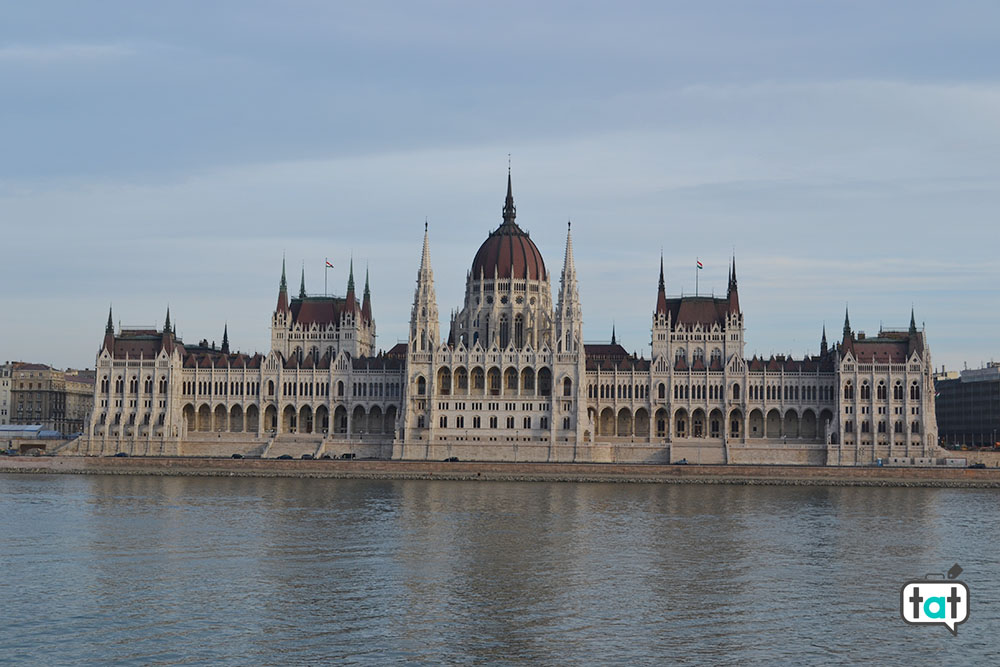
470,174,547,281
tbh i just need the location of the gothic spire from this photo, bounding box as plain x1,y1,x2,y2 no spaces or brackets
821,324,828,355
106,306,114,334
843,306,852,339
611,322,617,345
909,307,917,335
347,257,355,294
656,253,668,315
502,168,516,226
556,220,582,353
164,307,171,335
361,266,373,324
276,257,289,313
299,264,306,299
221,323,230,354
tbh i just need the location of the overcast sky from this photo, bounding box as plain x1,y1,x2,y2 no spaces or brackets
3,1,999,372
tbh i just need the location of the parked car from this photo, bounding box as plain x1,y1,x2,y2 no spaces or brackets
673,458,688,465
444,456,459,462
113,452,129,458
339,453,356,460
969,462,987,469
231,453,244,459
301,453,313,460
320,454,332,460
277,454,293,460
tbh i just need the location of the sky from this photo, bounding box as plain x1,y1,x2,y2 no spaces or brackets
2,1,999,372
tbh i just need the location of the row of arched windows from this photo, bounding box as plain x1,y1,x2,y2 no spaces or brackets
844,380,920,401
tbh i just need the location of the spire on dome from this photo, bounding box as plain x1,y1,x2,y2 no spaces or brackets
299,264,306,299
502,168,516,226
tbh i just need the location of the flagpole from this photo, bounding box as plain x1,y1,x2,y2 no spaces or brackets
325,258,328,297
696,257,699,297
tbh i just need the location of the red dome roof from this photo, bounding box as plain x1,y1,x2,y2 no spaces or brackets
470,174,547,281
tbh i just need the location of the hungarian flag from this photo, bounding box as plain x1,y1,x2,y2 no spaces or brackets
697,260,703,270
325,260,334,268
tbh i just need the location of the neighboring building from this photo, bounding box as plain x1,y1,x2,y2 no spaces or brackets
935,364,1000,447
9,363,94,434
79,173,940,465
0,362,11,425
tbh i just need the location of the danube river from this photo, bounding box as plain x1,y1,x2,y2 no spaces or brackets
1,474,995,664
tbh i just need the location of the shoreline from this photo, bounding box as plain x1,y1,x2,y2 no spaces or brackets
2,456,999,488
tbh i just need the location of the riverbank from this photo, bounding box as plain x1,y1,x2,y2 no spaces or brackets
2,456,999,487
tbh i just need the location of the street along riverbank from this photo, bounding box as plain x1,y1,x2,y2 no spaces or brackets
2,456,999,488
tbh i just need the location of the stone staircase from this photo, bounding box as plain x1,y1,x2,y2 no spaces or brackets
263,435,324,459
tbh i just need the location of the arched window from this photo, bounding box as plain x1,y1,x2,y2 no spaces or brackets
877,382,886,400
658,383,665,399
911,420,921,434
843,381,854,400
910,382,921,400
499,315,510,349
860,382,870,400
416,376,426,395
514,315,524,348
894,382,904,400
337,381,344,397
563,377,572,397
732,383,741,400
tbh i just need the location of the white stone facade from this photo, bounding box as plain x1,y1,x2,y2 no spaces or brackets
77,175,938,465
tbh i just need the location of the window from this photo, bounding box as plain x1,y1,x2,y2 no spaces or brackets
417,376,426,395
732,383,740,400
563,378,572,397
843,382,854,400
860,382,871,400
439,416,447,428
523,416,531,429
563,417,570,430
658,383,665,400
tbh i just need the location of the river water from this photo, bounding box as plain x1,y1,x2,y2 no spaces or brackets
0,474,996,665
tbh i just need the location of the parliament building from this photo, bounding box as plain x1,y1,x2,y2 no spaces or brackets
78,174,940,465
